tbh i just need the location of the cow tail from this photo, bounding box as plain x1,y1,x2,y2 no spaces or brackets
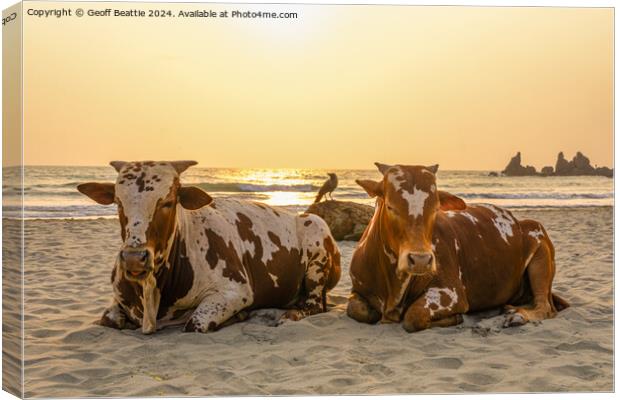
325,237,341,291
552,293,570,311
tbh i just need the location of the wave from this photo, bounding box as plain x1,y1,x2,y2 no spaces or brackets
11,182,323,195
459,192,613,200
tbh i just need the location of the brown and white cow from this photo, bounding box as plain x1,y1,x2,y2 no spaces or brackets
347,163,568,332
78,161,341,334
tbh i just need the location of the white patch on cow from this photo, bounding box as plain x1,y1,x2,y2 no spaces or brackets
461,212,478,225
387,170,405,192
383,244,397,264
444,210,477,225
306,263,323,283
227,199,297,265
389,274,413,313
483,205,514,243
458,266,466,292
529,228,544,242
424,287,458,317
268,272,279,288
388,168,430,218
403,187,429,218
429,184,436,193
105,303,122,323
454,239,460,252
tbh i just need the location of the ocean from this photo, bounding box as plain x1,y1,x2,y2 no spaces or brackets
2,166,614,220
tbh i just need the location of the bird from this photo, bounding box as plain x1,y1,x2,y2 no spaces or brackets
314,173,338,203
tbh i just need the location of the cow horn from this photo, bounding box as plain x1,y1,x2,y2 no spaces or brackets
374,162,393,175
110,161,127,172
171,160,198,174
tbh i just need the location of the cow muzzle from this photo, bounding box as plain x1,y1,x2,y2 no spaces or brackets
398,251,435,276
119,247,153,281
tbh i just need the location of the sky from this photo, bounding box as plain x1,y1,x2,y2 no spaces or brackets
19,4,613,170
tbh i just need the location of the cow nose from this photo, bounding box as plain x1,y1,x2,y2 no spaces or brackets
408,252,433,270
120,249,151,279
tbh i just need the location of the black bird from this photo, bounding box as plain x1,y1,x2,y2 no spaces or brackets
314,173,338,203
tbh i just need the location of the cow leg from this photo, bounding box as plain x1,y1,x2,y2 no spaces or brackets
430,314,463,328
100,301,135,330
184,290,250,333
347,292,381,324
402,288,467,333
281,262,326,321
282,223,340,323
504,239,557,327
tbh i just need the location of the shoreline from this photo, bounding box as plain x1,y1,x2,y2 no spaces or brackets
6,203,615,222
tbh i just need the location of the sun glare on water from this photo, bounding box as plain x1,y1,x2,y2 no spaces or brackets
228,168,318,207
264,191,309,207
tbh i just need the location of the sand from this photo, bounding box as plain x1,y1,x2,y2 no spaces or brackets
8,207,613,397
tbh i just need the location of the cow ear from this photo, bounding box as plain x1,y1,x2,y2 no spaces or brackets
374,162,393,176
171,160,198,174
110,161,127,173
355,179,383,198
77,183,115,205
426,164,439,174
438,190,466,211
178,186,212,210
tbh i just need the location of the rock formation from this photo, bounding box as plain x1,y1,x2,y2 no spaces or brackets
541,166,554,176
553,152,613,177
305,200,374,241
502,152,538,176
501,151,612,178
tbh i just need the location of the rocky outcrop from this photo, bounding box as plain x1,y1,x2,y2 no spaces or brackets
305,200,373,241
501,151,612,178
502,152,538,176
554,152,571,175
594,166,614,178
541,166,554,176
554,152,613,178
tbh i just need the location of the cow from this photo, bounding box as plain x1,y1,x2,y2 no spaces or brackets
77,160,341,334
347,162,568,332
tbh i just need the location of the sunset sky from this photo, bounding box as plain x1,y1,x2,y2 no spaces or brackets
20,4,613,170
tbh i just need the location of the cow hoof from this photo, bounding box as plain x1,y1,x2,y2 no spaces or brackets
402,320,426,333
503,312,527,328
99,315,124,330
99,307,126,329
503,305,518,314
183,318,202,333
183,319,218,333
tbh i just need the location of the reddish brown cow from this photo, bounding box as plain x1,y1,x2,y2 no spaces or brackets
347,163,568,332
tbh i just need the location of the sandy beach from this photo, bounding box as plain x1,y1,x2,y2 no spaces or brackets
12,207,613,396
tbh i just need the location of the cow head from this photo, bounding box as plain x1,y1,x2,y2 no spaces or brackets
356,162,465,278
77,160,212,281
